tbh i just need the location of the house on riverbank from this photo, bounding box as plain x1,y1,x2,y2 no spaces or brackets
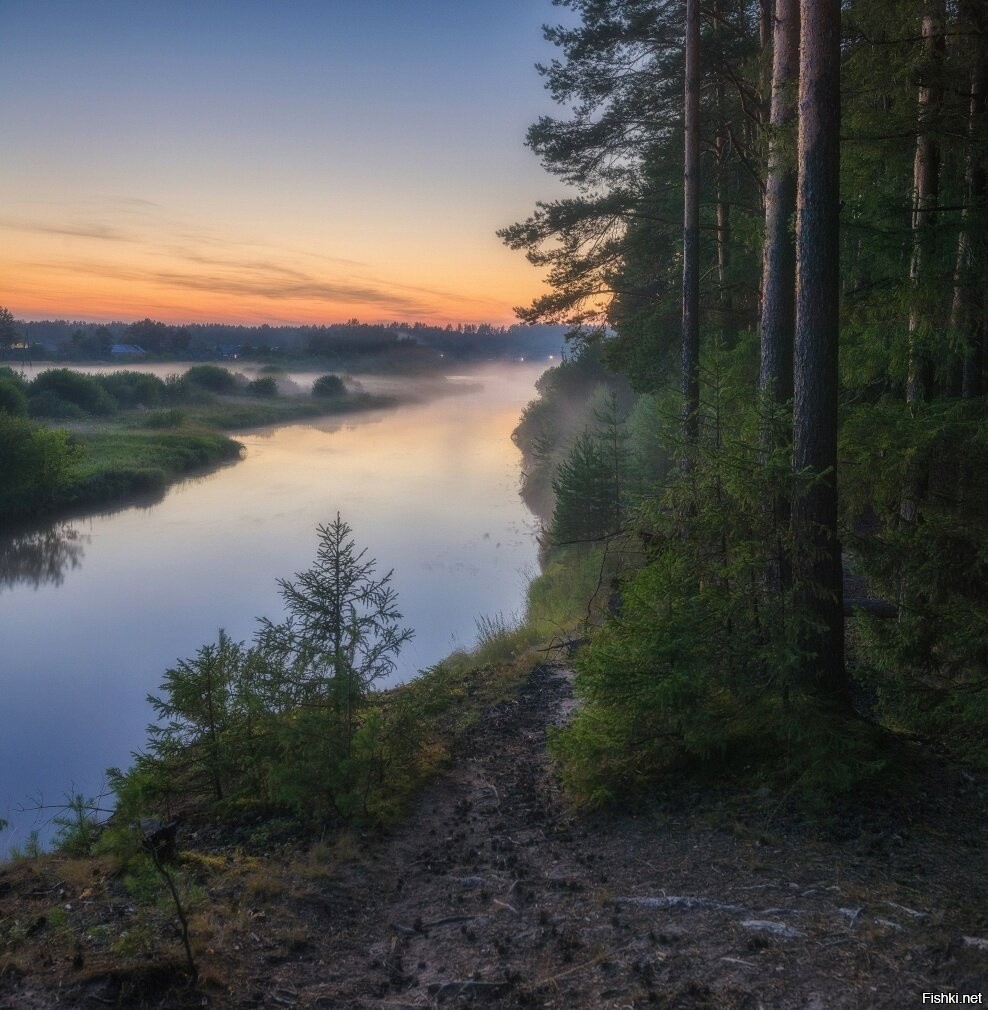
109,343,146,359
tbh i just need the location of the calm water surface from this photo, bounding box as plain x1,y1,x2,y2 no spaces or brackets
0,362,545,854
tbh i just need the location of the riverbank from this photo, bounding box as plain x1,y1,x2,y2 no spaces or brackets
0,363,398,527
58,390,396,520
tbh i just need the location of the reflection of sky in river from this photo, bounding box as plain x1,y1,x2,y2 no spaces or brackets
0,362,544,854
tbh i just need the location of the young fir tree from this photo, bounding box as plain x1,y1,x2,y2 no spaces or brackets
266,513,413,757
147,630,244,802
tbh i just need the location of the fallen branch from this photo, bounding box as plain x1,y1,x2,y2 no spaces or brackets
428,979,513,1000
390,914,477,935
741,919,805,938
613,895,746,914
529,939,638,990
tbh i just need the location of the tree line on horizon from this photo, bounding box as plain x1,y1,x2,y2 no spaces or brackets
2,315,567,363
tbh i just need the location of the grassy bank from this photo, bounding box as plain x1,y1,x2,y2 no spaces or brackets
0,365,394,526
65,423,245,513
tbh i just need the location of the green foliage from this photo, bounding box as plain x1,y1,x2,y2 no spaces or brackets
123,856,165,904
0,413,83,520
182,364,238,394
0,416,241,524
499,1,761,339
496,0,988,814
551,432,614,543
841,396,988,761
147,631,245,803
524,543,613,641
52,793,103,857
0,377,28,417
105,759,176,832
30,368,118,416
513,345,633,519
95,370,167,408
474,611,516,654
312,373,346,398
265,514,414,754
77,428,241,475
8,831,43,861
247,375,278,397
626,392,673,485
27,390,88,420
117,517,418,828
549,339,893,805
550,388,632,545
125,318,191,357
0,306,20,350
133,407,187,429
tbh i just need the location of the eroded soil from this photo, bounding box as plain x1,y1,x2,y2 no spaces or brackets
2,663,985,1008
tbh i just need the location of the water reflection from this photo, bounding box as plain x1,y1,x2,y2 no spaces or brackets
0,524,89,592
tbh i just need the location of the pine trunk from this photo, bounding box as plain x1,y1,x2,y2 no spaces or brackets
792,0,848,705
714,3,734,345
759,0,799,413
953,0,987,399
906,1,946,405
759,0,774,131
682,0,701,446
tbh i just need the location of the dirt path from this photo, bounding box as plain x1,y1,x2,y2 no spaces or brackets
254,663,986,1009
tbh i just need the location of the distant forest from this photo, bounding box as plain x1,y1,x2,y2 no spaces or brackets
13,318,567,363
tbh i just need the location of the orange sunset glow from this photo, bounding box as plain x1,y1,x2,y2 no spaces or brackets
0,2,569,327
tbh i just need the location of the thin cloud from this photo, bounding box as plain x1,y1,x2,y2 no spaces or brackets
172,250,317,283
50,260,442,316
0,217,134,242
153,269,429,311
176,233,370,271
117,197,162,209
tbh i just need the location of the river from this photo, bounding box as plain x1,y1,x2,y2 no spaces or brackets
0,361,546,856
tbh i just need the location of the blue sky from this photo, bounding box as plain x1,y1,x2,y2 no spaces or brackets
0,0,574,324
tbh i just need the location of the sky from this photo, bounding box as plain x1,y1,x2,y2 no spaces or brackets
0,0,573,327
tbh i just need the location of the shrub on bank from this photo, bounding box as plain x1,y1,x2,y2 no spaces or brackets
28,390,88,420
0,366,28,390
134,408,187,429
247,376,278,398
0,412,82,519
312,374,345,398
0,378,28,417
30,368,118,417
183,364,238,394
97,371,167,409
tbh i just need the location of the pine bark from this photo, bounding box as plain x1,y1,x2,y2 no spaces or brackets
682,0,701,446
906,0,946,405
758,0,774,130
792,0,848,705
714,2,734,345
953,0,987,399
759,0,799,413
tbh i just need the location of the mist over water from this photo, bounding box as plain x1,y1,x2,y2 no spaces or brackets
0,362,546,856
